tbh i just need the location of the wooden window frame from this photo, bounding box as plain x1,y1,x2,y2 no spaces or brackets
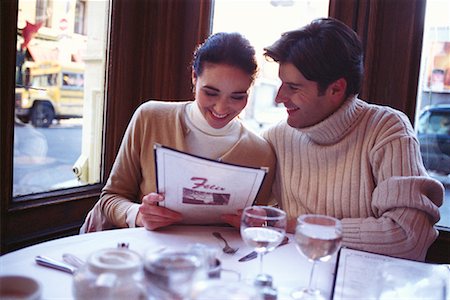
0,0,211,254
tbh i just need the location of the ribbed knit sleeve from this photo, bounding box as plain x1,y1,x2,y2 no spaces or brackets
263,98,444,261
99,104,149,228
97,101,188,228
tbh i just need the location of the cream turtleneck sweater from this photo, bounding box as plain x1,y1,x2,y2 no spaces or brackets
263,97,444,261
184,102,241,159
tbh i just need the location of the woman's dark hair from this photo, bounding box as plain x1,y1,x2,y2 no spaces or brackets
192,32,258,80
264,18,364,97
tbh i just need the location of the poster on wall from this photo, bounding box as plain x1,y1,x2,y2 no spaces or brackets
425,41,450,92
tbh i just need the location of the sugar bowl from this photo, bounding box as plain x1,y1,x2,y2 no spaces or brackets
72,247,146,300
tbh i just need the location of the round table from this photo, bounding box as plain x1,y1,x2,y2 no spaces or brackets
0,225,336,299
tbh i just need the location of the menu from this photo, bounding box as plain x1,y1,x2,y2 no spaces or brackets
332,247,450,300
154,144,267,224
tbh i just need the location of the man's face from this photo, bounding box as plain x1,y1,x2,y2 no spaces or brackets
275,63,344,129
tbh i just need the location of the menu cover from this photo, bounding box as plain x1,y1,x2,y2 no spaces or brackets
332,247,450,300
154,144,267,224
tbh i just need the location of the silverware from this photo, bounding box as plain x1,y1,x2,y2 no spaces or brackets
212,232,239,254
36,242,132,274
238,236,289,262
35,255,76,274
62,253,85,269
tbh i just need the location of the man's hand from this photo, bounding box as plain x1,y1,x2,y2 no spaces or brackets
221,209,243,228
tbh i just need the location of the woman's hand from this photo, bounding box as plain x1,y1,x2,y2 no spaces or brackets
136,192,183,230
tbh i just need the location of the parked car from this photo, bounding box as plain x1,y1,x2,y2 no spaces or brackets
416,104,450,175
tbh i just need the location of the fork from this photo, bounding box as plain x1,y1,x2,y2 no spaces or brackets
212,232,239,254
62,253,85,269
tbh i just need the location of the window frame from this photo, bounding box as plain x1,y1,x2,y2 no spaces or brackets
0,0,211,254
74,0,86,35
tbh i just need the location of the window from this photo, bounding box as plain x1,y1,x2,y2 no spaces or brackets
14,0,108,197
1,0,111,253
35,0,51,27
415,0,450,228
62,72,84,90
74,0,86,35
212,0,329,132
2,0,212,253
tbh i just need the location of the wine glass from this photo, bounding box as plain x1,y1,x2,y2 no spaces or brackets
240,206,287,286
291,214,342,300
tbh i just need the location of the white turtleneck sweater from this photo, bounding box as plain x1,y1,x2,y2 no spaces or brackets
184,102,241,159
263,97,444,261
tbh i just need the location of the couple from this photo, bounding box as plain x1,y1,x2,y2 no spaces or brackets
81,18,443,262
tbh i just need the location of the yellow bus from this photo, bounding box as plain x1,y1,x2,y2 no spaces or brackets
15,61,84,127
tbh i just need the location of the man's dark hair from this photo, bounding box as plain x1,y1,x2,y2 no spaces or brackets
264,18,364,97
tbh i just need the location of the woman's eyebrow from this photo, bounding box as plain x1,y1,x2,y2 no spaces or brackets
231,91,248,95
202,85,219,92
203,85,248,95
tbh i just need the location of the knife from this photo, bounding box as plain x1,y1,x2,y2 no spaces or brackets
238,236,289,262
35,255,76,274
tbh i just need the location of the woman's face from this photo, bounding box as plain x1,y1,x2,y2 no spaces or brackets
193,63,253,129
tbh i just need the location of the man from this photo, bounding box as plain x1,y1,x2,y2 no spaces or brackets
262,18,443,261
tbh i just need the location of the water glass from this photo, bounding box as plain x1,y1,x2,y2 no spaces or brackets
291,214,342,300
241,206,287,286
143,250,206,300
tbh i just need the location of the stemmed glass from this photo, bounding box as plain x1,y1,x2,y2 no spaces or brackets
240,206,287,286
291,214,342,300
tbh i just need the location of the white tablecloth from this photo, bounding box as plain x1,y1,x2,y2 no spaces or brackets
0,225,337,299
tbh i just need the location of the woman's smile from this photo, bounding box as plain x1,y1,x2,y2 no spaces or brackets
210,110,229,119
193,63,252,129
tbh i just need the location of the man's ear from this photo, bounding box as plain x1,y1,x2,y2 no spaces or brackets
329,78,347,102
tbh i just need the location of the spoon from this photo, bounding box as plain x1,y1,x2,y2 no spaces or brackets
212,232,239,254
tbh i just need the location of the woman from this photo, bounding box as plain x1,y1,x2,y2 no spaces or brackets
80,32,276,233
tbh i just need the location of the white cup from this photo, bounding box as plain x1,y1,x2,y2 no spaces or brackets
0,275,41,300
72,248,146,300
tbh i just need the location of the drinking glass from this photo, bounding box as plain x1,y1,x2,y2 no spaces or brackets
291,214,342,300
143,250,206,300
241,206,287,286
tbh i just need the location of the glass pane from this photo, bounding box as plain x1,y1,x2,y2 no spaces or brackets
415,0,450,227
212,0,329,133
14,0,109,198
